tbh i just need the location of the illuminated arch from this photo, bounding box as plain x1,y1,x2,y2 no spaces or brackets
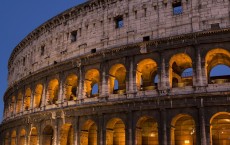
85,69,100,97
42,125,54,145
24,88,31,110
210,112,230,145
109,64,126,94
80,120,98,145
11,130,17,145
205,48,230,84
34,84,43,108
136,59,158,91
171,114,196,145
16,92,23,113
169,53,193,88
106,118,125,145
65,74,78,101
30,127,38,145
47,79,59,104
18,129,26,145
60,124,74,145
136,116,158,145
10,96,16,115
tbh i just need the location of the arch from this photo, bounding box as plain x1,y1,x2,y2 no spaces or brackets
106,118,125,145
60,124,74,145
4,132,9,145
169,53,193,88
24,88,31,110
34,84,43,108
205,48,230,84
47,79,59,104
30,127,38,145
109,64,126,94
80,120,98,145
65,74,78,101
18,129,26,145
16,92,23,113
10,96,16,115
171,114,196,145
136,116,158,145
136,59,158,91
210,112,230,145
42,125,54,145
11,130,17,145
85,69,100,97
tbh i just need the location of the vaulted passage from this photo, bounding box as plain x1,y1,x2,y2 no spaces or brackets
80,120,97,145
211,113,230,145
85,69,100,97
34,84,43,108
171,114,196,145
4,132,9,145
16,92,23,113
206,48,230,84
11,130,16,145
60,124,74,145
30,127,38,145
169,53,193,88
106,118,125,145
65,74,78,101
136,59,158,91
24,88,31,110
42,125,54,145
136,116,158,145
109,64,126,94
18,129,26,145
47,79,59,105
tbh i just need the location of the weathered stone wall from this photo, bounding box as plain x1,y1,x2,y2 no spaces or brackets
7,0,230,85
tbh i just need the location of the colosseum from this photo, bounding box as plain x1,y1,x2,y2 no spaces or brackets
1,0,230,145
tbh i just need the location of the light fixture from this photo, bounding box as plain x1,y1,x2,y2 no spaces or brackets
185,140,190,144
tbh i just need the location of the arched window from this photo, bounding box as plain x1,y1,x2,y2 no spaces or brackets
47,79,59,105
80,120,97,145
92,83,99,96
85,69,100,97
65,74,78,101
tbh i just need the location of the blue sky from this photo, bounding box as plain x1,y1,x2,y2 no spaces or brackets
0,0,86,121
0,0,229,122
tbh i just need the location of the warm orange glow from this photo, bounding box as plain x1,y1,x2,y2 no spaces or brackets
24,88,31,110
34,84,43,108
80,120,97,145
47,79,59,104
85,69,100,97
65,74,78,101
30,127,38,145
60,124,74,145
109,64,126,94
16,92,23,113
42,126,54,145
136,59,157,91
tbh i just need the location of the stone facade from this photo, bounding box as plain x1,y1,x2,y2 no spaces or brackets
1,0,230,145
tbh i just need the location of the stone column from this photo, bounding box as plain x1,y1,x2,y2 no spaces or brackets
78,67,84,101
126,56,137,98
160,109,168,145
199,99,208,145
30,88,34,112
127,111,133,145
41,81,47,110
98,114,104,145
100,62,109,98
158,53,169,92
58,76,64,107
74,116,80,145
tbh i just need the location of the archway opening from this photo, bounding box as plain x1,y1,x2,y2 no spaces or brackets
65,74,78,101
10,96,16,116
209,65,230,84
34,84,43,108
85,69,100,97
16,92,23,113
106,118,125,145
171,114,196,145
60,124,74,145
136,116,158,145
136,59,158,91
30,127,38,145
18,129,26,145
109,64,126,94
42,125,54,145
210,113,230,145
205,48,230,84
47,79,59,105
11,130,16,145
80,120,98,145
169,53,193,88
24,88,31,110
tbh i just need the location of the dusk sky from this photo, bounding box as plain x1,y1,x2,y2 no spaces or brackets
0,0,229,122
0,0,85,121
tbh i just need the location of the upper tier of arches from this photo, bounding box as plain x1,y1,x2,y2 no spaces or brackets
4,47,230,120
